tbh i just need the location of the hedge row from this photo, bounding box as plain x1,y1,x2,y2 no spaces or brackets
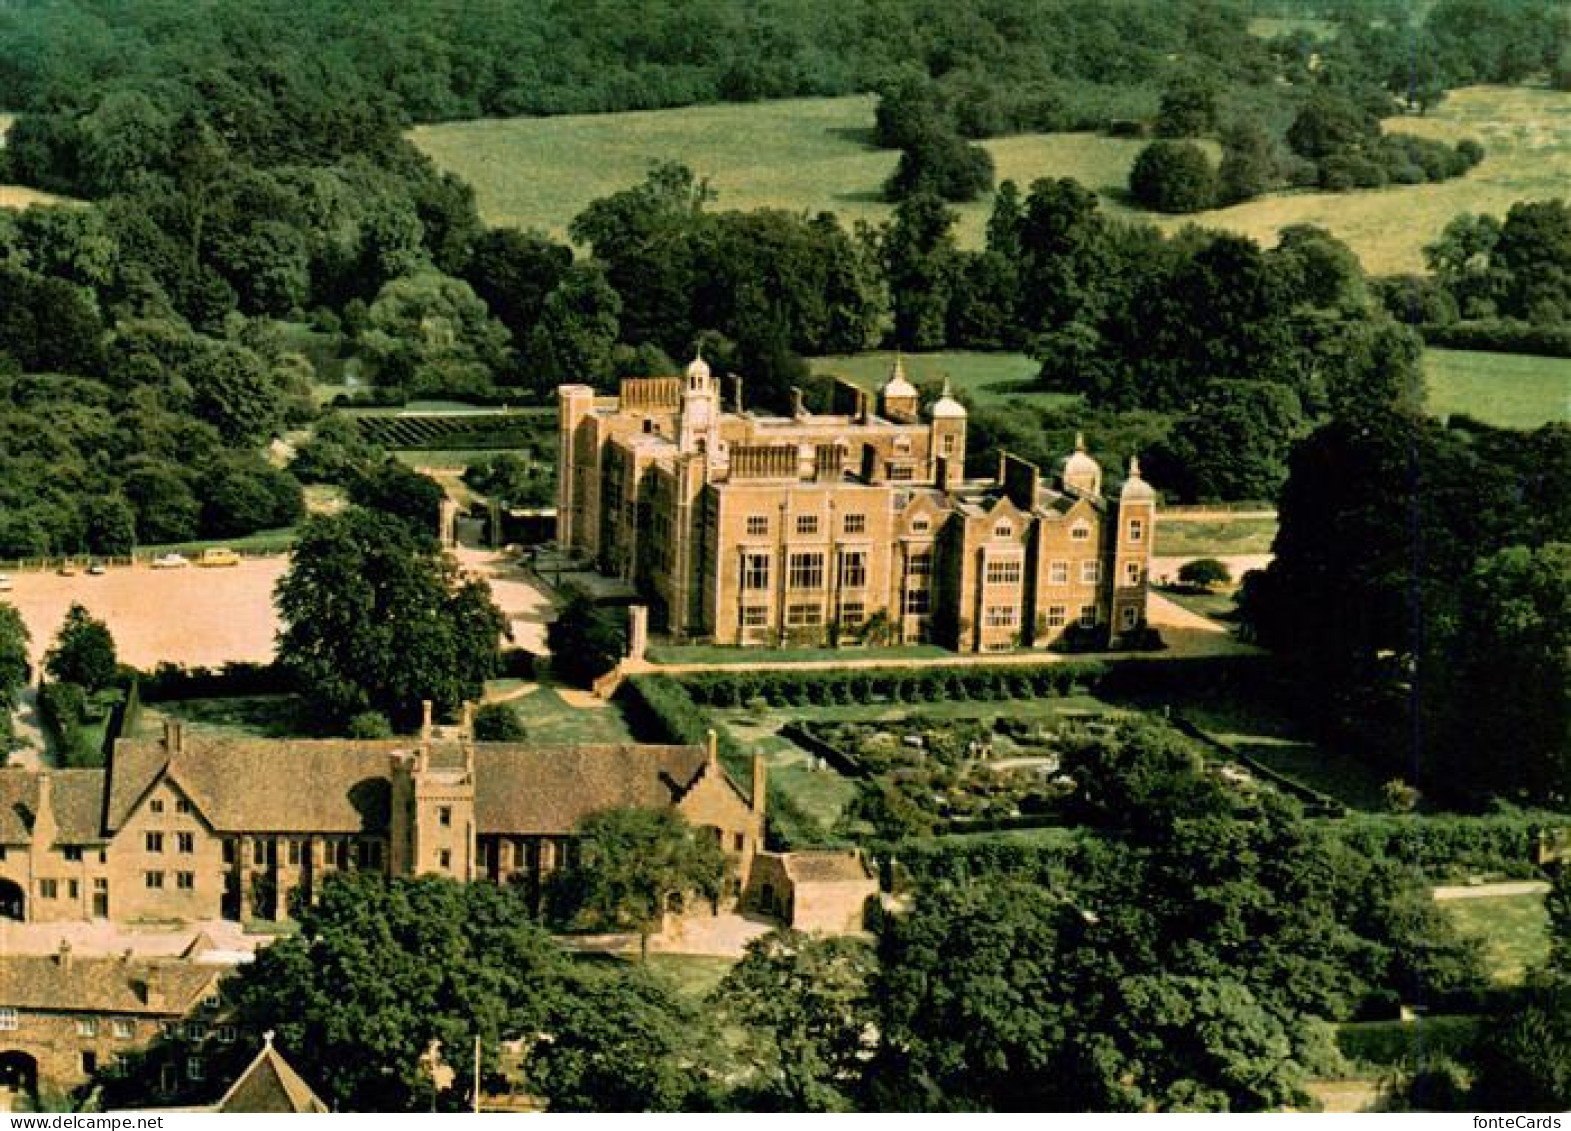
673,655,1276,711
1421,319,1571,359
619,674,834,850
135,662,295,703
1333,813,1560,881
877,833,1081,892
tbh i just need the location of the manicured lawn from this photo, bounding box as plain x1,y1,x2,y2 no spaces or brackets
719,721,861,831
1439,892,1549,985
1424,348,1571,429
1155,587,1239,622
1228,739,1393,812
641,953,736,1002
139,696,315,739
411,85,1571,274
505,685,636,745
809,350,1072,408
1153,516,1278,558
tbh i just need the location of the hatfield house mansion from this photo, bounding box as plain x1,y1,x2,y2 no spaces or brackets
558,356,1155,652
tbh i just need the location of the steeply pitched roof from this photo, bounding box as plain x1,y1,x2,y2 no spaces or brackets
472,743,719,835
53,769,109,843
0,953,219,1015
0,768,38,843
108,736,402,834
0,768,108,845
106,735,728,838
216,1035,328,1114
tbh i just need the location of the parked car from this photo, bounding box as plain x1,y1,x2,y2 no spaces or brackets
150,553,189,569
87,560,107,576
196,547,241,568
56,562,78,576
0,574,12,592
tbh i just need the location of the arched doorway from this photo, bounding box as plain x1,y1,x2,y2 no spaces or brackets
0,1051,38,1110
0,879,23,921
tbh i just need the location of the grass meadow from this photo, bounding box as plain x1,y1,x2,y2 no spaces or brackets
1439,891,1549,985
411,86,1571,274
1425,348,1570,429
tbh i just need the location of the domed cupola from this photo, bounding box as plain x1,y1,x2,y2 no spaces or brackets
1062,433,1102,497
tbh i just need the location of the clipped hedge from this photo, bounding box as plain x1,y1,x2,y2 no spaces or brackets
1333,813,1559,881
671,654,1276,712
619,674,833,850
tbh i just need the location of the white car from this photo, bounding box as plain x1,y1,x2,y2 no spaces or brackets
149,553,190,570
0,574,11,592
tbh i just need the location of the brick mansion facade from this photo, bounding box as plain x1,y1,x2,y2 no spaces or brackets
558,356,1155,651
0,710,764,926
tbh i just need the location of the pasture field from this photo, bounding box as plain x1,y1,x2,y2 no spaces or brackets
1439,891,1549,985
411,86,1571,274
1425,348,1571,428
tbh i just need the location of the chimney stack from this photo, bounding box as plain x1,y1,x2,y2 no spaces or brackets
791,387,805,418
705,729,719,772
732,374,745,415
162,720,183,758
751,753,768,816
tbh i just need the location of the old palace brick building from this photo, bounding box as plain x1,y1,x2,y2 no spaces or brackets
559,355,1154,651
0,709,764,926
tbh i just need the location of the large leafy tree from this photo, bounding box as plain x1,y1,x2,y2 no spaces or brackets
715,931,878,1111
216,875,565,1112
0,603,30,751
44,602,116,692
531,964,721,1112
548,807,724,960
275,508,507,728
544,587,627,689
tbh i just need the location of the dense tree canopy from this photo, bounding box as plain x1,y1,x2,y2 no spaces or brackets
274,508,507,728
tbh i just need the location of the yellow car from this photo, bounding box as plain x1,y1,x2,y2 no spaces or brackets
196,548,241,568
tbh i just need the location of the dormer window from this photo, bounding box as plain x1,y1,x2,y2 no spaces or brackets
1070,521,1091,542
993,521,1012,540
911,517,930,534
894,436,912,453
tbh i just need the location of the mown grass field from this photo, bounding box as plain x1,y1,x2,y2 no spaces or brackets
1425,348,1570,428
411,85,1571,274
1439,891,1549,985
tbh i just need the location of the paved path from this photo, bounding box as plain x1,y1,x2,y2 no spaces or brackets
638,591,1256,676
5,685,48,768
1431,880,1549,901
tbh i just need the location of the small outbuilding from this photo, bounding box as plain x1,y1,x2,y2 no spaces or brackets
745,850,878,934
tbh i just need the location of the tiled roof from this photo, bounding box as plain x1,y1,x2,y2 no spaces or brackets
0,953,219,1015
108,736,403,834
473,743,718,835
216,1037,328,1113
0,768,108,845
0,768,38,843
781,851,874,884
53,769,109,844
106,736,729,838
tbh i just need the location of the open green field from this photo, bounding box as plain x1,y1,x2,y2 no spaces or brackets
810,350,1072,408
1425,348,1570,429
411,95,1148,250
503,685,636,745
412,85,1571,275
1439,891,1549,985
1153,515,1279,557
